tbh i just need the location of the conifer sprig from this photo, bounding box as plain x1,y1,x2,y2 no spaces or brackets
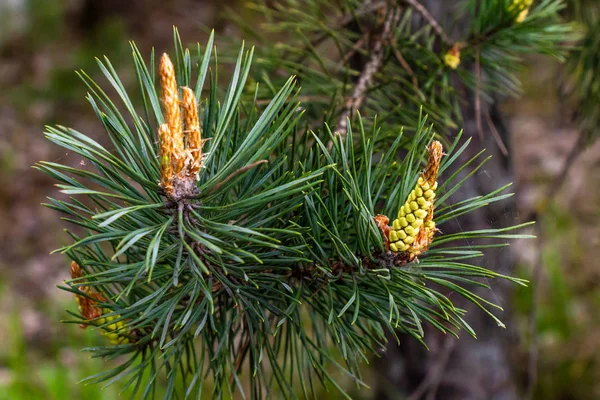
239,0,577,133
38,28,533,399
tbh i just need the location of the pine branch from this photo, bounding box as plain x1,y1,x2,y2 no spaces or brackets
296,0,386,58
474,45,484,140
391,40,420,92
336,4,401,139
35,0,580,394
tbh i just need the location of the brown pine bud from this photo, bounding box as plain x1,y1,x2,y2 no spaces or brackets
423,140,443,186
181,87,203,177
374,214,391,250
69,261,102,327
70,260,83,280
160,53,184,173
158,123,174,192
68,262,132,344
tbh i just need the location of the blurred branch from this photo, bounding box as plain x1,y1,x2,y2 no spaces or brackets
336,4,401,139
293,0,385,63
474,45,484,141
406,337,456,400
484,107,509,156
402,0,450,45
391,41,420,92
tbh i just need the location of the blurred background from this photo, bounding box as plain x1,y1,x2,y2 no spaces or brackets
0,0,598,399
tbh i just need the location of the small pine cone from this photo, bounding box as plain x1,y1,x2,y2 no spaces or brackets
388,140,443,257
98,308,131,345
68,262,133,344
389,177,437,254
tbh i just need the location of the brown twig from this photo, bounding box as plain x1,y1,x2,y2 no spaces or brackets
335,5,401,143
391,42,420,93
229,323,250,386
254,95,330,106
335,34,369,73
484,107,509,156
291,1,386,64
403,0,450,45
474,45,484,141
289,249,410,284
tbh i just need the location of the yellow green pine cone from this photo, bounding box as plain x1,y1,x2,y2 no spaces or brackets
389,177,437,253
97,308,130,345
74,296,131,344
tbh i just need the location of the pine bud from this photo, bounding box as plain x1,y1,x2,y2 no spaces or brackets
160,53,185,174
70,261,102,326
374,214,391,249
181,87,204,178
388,141,443,258
443,44,461,70
158,56,207,198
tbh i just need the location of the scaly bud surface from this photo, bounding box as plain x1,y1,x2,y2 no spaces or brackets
160,53,185,174
389,141,443,258
158,123,174,191
158,56,205,199
181,87,204,178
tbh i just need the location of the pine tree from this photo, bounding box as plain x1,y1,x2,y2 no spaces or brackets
37,0,578,398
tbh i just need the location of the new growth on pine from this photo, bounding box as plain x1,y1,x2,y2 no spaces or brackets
35,0,578,397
